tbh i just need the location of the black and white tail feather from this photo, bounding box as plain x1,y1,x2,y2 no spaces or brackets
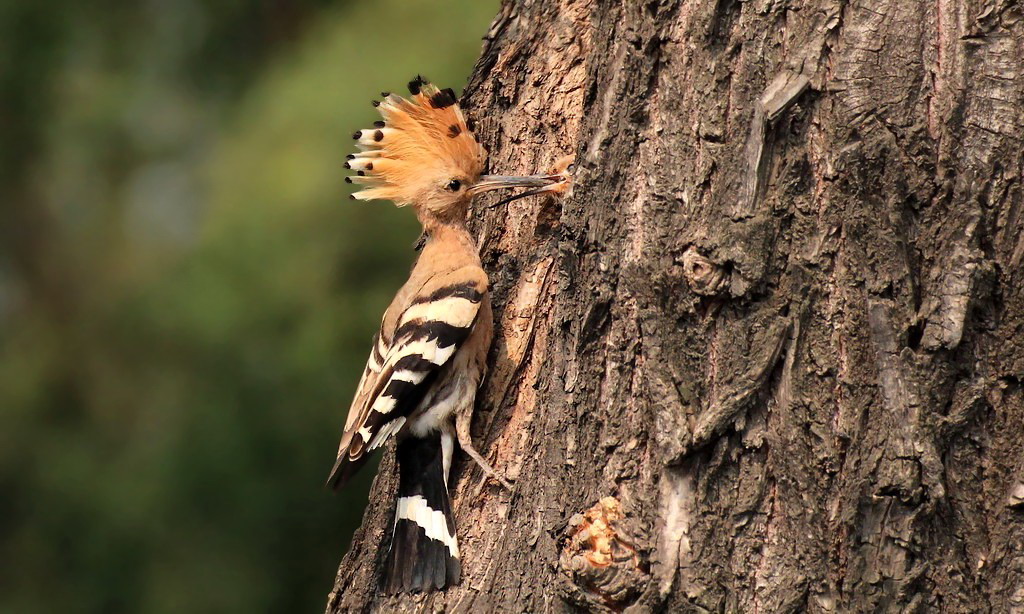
385,437,460,592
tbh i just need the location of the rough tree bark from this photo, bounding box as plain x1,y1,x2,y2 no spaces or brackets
326,0,1024,611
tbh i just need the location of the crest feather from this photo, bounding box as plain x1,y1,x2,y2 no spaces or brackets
346,79,485,205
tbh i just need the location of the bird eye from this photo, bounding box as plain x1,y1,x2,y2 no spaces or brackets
446,179,462,192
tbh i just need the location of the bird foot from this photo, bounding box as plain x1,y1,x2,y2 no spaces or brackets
453,413,514,493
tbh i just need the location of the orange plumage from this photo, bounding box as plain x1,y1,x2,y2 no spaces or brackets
346,77,485,211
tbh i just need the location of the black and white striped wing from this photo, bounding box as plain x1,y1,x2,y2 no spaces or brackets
327,277,484,489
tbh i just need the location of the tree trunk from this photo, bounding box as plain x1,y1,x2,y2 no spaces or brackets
326,0,1024,611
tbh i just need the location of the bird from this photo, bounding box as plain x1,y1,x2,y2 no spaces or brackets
327,76,569,593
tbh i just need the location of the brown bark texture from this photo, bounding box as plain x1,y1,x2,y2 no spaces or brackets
326,0,1024,611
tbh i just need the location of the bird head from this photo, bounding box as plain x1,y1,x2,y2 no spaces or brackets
346,76,564,224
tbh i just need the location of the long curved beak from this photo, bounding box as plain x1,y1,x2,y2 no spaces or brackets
469,174,565,206
470,174,562,194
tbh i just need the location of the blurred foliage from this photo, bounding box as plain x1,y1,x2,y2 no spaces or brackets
0,0,498,611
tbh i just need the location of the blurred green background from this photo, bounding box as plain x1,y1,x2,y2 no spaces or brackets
0,0,498,611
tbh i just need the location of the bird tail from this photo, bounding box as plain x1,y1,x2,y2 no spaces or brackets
383,436,460,593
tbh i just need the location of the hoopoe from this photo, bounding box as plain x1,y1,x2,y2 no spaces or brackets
327,76,567,593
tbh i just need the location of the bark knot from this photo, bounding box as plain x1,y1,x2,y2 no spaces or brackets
680,247,728,296
558,497,648,612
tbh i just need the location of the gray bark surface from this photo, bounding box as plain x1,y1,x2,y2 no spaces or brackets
327,0,1024,611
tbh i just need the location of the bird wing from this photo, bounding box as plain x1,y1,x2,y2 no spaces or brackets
327,267,487,489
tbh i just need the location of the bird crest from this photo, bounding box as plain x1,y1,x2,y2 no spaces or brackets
345,76,485,209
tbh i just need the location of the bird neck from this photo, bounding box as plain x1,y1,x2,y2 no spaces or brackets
418,221,476,254
415,200,469,232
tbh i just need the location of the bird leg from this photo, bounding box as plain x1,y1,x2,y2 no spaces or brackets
452,411,513,492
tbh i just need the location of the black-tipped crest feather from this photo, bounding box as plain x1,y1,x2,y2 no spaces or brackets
408,75,427,95
429,88,457,109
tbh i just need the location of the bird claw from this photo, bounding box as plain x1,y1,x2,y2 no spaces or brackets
473,467,514,496
460,436,514,494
